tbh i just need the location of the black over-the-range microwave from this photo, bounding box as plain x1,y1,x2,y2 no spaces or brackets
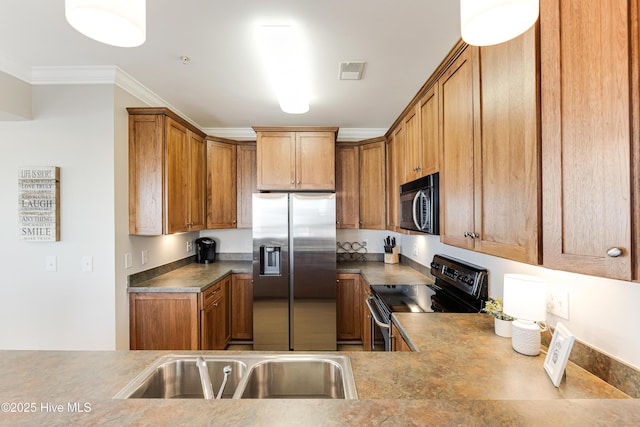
400,172,439,234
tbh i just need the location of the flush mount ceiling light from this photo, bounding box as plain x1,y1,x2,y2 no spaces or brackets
255,24,310,114
460,0,539,46
65,0,146,47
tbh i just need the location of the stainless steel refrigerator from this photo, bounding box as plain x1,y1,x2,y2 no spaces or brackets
252,193,336,351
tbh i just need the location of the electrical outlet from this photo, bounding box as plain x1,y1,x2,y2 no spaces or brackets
141,249,148,265
413,244,419,257
547,287,569,319
124,253,132,269
186,241,193,252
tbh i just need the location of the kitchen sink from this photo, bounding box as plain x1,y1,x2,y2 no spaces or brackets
114,354,357,400
113,356,247,399
239,358,350,399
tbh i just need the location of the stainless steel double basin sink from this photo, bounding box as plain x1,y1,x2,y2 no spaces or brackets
113,354,358,400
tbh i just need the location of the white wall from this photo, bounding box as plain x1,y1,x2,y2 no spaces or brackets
380,230,640,371
0,84,117,350
0,83,197,351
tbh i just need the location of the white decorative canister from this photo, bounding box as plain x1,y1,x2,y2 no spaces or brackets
494,318,512,338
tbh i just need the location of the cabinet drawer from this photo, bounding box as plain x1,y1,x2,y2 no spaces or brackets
201,281,223,309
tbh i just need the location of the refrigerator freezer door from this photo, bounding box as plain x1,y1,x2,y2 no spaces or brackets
290,193,337,350
252,193,289,350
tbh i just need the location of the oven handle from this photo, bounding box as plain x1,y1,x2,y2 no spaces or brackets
412,191,421,230
365,297,390,329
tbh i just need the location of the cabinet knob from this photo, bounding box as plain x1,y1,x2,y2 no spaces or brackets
606,247,623,257
291,180,295,184
297,181,301,184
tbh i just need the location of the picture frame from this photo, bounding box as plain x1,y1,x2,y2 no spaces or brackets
544,322,576,387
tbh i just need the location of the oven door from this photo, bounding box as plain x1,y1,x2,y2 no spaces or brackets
364,297,392,351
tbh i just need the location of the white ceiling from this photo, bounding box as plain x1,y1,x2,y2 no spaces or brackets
0,1,461,140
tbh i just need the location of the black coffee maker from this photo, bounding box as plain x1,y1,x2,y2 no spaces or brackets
195,238,216,263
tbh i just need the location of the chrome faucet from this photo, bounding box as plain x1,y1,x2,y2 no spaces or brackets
196,357,214,400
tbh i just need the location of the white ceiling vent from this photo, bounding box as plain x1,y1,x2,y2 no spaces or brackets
339,61,365,80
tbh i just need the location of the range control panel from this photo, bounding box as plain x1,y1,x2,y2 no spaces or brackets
430,254,488,300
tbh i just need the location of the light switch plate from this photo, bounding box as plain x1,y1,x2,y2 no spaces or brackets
82,256,93,272
124,253,132,269
141,249,148,265
46,255,57,272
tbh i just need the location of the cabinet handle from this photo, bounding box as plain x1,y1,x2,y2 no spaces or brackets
464,232,479,239
606,247,623,257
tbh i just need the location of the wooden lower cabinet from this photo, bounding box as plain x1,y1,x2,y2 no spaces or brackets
129,292,200,350
200,276,230,350
129,276,232,350
231,273,253,340
336,273,362,341
361,277,372,351
391,322,412,352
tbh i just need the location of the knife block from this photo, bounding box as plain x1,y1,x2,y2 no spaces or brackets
384,247,399,264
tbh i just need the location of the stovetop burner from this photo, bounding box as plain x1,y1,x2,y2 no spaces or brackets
370,284,435,315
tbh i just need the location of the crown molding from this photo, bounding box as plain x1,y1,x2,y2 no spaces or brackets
337,128,387,142
9,65,388,140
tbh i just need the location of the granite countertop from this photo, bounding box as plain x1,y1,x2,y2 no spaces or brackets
337,261,433,286
128,261,252,293
128,260,432,293
1,314,638,426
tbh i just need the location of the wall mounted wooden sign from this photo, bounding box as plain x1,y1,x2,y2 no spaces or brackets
18,166,60,241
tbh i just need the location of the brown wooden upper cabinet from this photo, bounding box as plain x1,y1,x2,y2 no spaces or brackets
128,108,207,235
359,140,386,230
236,144,257,228
254,127,337,191
440,26,540,265
206,138,237,229
335,139,385,230
385,125,404,232
540,0,636,280
336,144,360,229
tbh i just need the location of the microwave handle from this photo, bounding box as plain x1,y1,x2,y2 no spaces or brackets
412,191,421,229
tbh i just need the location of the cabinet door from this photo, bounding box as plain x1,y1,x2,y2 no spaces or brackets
231,274,253,340
541,0,632,280
257,132,295,190
403,106,420,183
391,322,412,352
476,25,540,264
201,276,231,350
360,278,372,351
337,274,362,341
385,134,400,231
386,126,403,232
236,145,257,228
336,144,360,229
201,294,226,350
128,114,163,235
439,46,479,250
359,140,386,230
296,132,336,190
129,292,199,350
166,117,190,234
189,131,206,231
419,84,439,176
206,140,237,229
